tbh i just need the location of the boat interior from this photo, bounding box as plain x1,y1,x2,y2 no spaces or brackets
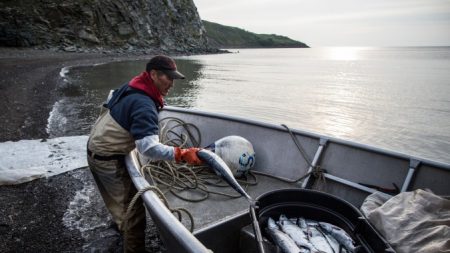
126,106,450,253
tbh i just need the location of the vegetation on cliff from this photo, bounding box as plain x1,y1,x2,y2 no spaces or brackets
203,20,309,48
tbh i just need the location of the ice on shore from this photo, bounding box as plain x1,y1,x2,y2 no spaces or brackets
0,135,89,185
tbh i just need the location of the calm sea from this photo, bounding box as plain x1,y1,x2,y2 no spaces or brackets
48,47,450,164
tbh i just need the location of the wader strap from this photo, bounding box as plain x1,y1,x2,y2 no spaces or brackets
87,148,125,161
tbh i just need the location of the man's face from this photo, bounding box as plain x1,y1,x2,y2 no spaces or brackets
151,70,174,96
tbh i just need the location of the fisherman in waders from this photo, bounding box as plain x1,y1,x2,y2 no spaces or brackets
87,55,202,252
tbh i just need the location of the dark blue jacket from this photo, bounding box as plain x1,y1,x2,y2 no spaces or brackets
107,84,159,140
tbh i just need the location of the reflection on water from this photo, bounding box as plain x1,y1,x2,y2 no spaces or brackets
163,59,204,106
48,48,450,164
47,59,203,137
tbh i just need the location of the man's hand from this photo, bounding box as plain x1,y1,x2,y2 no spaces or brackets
174,147,203,165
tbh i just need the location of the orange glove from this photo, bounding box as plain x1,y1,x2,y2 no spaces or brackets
174,147,203,165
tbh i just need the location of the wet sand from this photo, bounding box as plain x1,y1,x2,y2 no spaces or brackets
0,48,163,252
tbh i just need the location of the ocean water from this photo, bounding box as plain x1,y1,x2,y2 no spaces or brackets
48,47,450,164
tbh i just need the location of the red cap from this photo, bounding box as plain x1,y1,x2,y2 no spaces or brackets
146,55,185,79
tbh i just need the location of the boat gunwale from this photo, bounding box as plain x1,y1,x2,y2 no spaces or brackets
125,152,211,253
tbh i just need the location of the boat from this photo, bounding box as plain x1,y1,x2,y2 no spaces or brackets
125,106,450,253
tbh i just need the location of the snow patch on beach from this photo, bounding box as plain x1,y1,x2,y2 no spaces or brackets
0,135,89,185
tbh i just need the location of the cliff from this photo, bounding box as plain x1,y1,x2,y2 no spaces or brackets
0,0,213,53
203,20,309,48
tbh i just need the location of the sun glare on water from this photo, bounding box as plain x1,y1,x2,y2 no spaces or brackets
325,47,365,61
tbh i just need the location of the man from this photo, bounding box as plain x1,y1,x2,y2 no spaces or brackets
87,55,202,252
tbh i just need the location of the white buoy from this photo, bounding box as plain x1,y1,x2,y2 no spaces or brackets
206,135,256,177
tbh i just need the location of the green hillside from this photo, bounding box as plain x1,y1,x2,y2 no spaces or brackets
203,20,309,48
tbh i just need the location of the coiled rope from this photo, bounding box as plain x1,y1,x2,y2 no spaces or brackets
124,117,258,231
140,161,258,202
139,117,258,201
124,118,324,231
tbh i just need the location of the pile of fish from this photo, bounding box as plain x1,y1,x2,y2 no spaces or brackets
265,215,359,253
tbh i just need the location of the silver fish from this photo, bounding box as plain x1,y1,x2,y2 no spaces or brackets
290,217,299,224
298,217,308,231
197,149,252,202
278,215,319,252
266,217,303,253
305,218,319,227
307,224,335,253
318,222,357,253
318,227,341,253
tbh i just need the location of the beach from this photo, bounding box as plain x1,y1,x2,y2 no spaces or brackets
0,48,163,252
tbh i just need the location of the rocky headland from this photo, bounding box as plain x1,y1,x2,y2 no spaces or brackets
0,0,216,54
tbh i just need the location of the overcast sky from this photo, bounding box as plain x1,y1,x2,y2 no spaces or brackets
192,0,450,47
